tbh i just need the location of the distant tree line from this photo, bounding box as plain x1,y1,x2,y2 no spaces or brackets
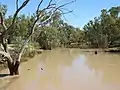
0,4,120,51
84,6,120,48
0,5,84,50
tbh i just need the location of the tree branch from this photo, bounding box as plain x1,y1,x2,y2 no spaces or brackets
0,12,8,53
36,0,43,15
16,0,75,62
36,0,56,18
48,0,53,6
55,0,76,10
0,0,30,62
16,0,19,10
10,0,30,28
17,18,39,62
2,0,30,37
59,9,73,14
16,0,54,62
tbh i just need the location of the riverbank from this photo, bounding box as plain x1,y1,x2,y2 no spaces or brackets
79,48,120,53
0,53,43,90
104,48,120,53
0,49,43,71
0,47,120,71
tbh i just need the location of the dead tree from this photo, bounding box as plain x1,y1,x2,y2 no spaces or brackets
0,0,75,75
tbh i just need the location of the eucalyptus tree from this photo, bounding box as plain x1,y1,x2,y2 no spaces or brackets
0,0,75,75
83,6,120,48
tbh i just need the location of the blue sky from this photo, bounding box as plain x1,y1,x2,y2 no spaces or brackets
0,0,120,28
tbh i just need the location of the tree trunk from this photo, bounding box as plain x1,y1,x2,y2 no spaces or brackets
14,61,20,75
7,60,20,75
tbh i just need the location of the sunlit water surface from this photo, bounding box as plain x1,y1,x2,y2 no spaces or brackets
37,49,120,90
1,49,120,90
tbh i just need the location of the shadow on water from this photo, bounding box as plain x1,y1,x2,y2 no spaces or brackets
0,74,9,78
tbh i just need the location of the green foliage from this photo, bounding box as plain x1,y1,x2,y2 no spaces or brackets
84,6,120,48
37,26,59,49
37,23,84,49
0,4,84,50
0,3,7,16
1,4,120,51
5,15,35,44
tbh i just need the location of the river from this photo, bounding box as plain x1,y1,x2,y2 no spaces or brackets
0,49,120,90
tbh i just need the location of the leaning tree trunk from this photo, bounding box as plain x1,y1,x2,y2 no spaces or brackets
0,51,20,75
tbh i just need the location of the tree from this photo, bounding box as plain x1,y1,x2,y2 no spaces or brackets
0,0,75,75
83,6,120,48
37,26,59,50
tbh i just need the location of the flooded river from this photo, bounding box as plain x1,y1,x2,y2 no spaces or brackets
1,49,120,90
38,49,120,90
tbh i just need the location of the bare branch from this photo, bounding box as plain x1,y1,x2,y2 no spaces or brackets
54,0,62,4
59,8,73,14
55,0,76,10
11,0,30,27
17,0,55,57
43,0,75,17
17,18,39,62
36,0,44,15
17,0,76,62
37,0,75,25
16,0,19,10
0,0,30,55
48,0,53,6
36,0,56,18
61,7,77,17
17,0,54,61
2,0,30,38
62,13,68,22
60,8,73,13
39,15,52,26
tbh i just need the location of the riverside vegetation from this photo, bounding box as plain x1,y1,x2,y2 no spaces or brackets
0,1,120,75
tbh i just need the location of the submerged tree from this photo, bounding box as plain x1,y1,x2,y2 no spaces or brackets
0,0,75,75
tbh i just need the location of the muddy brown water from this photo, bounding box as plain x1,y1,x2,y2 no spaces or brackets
0,49,120,90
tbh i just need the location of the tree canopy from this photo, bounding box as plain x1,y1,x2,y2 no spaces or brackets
84,6,120,48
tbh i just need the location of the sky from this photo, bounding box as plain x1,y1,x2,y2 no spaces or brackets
0,0,120,28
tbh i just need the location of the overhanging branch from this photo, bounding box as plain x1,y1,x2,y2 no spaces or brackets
15,0,75,62
55,0,76,10
36,0,43,15
2,0,30,37
10,0,30,28
16,0,19,10
17,18,39,62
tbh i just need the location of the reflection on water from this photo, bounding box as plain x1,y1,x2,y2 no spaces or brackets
86,53,120,84
1,49,120,90
38,49,120,90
